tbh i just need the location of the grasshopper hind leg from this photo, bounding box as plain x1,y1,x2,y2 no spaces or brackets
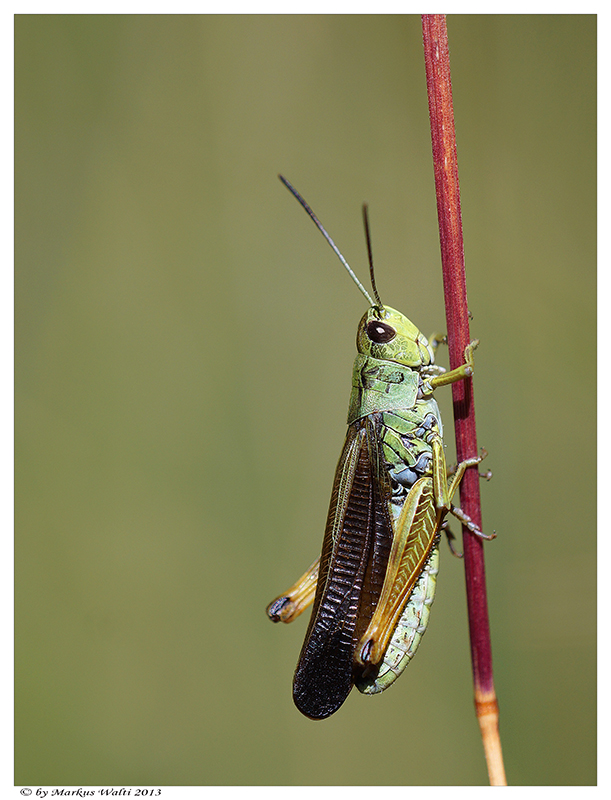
266,558,319,624
356,541,440,694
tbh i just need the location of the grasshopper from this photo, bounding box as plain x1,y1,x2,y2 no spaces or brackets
267,176,493,720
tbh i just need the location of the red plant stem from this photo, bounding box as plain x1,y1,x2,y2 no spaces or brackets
421,15,506,785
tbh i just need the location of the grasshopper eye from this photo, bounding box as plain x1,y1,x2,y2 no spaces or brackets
366,320,396,344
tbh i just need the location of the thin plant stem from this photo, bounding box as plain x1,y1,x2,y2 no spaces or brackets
421,14,507,786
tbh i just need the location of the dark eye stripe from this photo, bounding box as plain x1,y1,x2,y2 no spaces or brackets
366,320,396,344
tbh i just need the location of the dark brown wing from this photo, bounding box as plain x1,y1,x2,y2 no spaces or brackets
292,417,393,719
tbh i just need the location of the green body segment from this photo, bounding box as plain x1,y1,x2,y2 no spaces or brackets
347,354,419,423
346,306,446,694
268,299,484,719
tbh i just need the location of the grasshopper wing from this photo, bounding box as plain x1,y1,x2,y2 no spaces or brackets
293,418,393,719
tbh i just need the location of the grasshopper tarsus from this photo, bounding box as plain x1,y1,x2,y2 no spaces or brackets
465,339,479,360
475,448,492,480
450,503,495,541
428,332,448,353
441,522,463,558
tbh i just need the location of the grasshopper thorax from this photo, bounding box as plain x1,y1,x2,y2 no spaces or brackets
357,305,434,369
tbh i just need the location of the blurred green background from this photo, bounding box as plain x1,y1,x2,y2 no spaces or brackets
15,14,595,786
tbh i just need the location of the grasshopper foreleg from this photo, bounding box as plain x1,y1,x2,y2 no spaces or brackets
428,332,447,354
427,339,479,390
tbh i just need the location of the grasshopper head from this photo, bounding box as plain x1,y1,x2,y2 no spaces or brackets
357,305,434,368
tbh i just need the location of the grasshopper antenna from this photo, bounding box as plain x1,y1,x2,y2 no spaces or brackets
362,203,384,312
279,174,376,307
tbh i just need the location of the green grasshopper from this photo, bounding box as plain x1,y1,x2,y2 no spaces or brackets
267,176,493,720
